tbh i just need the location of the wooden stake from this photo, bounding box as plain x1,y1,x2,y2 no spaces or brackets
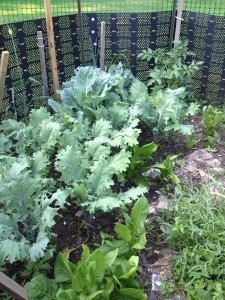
100,22,106,70
174,0,185,43
0,272,28,300
37,31,50,109
43,0,60,102
0,51,9,112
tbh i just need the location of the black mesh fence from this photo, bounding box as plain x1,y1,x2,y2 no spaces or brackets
180,0,225,103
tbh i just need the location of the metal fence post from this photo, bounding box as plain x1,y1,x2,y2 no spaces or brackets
100,22,106,70
77,0,85,65
37,31,50,110
169,0,178,49
174,0,185,43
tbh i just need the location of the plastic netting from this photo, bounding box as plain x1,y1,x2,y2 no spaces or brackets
0,0,175,24
0,0,79,24
1,0,225,25
185,0,225,16
79,0,174,13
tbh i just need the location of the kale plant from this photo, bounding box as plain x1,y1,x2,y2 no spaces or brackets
49,63,141,129
55,117,147,214
130,80,200,136
0,156,67,264
0,107,69,264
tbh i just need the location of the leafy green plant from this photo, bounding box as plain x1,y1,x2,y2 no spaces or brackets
0,157,67,264
55,118,147,214
26,246,147,300
132,80,200,136
162,185,225,299
0,108,71,265
49,64,141,130
153,155,180,185
21,250,53,278
25,198,148,300
186,137,201,150
0,107,140,265
0,107,62,156
98,197,149,257
138,40,203,97
203,105,225,136
1,105,146,216
126,142,158,184
161,280,176,297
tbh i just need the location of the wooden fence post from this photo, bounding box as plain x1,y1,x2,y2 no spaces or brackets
174,0,185,43
100,22,106,70
0,272,28,300
43,0,60,102
0,51,9,112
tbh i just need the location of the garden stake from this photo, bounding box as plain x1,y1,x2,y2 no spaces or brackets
169,0,178,49
100,21,106,70
0,272,28,300
174,0,185,43
43,0,60,102
77,0,85,65
0,51,9,112
37,31,50,110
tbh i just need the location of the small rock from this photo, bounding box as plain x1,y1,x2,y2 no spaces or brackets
152,274,163,292
149,291,159,300
157,195,169,210
175,149,222,188
75,210,83,218
143,168,161,179
206,158,221,168
150,248,175,282
149,206,157,214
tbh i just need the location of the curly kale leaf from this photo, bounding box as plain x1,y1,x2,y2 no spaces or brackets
0,154,67,263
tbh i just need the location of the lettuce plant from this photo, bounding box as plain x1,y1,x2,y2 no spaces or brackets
203,105,225,136
98,197,149,257
26,247,147,300
125,142,158,184
25,198,148,299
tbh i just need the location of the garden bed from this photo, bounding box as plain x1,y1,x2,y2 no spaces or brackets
1,42,225,299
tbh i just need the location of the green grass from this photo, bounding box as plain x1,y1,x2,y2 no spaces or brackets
0,0,225,25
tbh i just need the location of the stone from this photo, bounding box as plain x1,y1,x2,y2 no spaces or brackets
157,195,169,210
175,149,222,187
149,206,157,214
